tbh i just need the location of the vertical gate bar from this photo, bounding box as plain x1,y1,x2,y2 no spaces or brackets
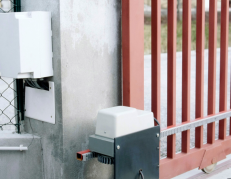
152,0,161,124
167,0,177,159
122,0,144,110
195,0,205,148
182,0,191,153
219,0,229,139
207,0,217,144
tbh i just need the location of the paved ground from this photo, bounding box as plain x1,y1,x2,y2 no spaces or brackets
144,48,231,157
173,154,231,179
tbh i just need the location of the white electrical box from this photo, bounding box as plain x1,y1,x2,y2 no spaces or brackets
0,11,53,79
25,81,55,124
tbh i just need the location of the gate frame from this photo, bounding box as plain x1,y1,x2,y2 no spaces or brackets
122,0,231,178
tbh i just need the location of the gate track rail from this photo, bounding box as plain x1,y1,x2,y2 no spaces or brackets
161,110,231,138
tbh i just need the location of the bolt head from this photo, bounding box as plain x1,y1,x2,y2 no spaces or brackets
117,145,120,150
156,133,160,137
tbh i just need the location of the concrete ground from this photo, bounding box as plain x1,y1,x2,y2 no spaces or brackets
173,154,231,179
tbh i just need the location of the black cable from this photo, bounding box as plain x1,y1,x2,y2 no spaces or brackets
139,170,144,179
27,118,34,148
154,117,160,126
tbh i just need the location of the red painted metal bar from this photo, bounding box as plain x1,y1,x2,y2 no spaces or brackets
219,0,229,140
207,0,217,144
195,0,205,149
122,0,144,110
167,0,177,159
151,0,161,124
182,0,191,153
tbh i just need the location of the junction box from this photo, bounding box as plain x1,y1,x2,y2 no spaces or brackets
0,11,53,79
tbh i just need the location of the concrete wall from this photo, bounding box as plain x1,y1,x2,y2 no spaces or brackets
0,132,43,179
21,0,64,178
0,0,121,179
60,0,121,178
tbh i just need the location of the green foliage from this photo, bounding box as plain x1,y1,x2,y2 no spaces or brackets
144,21,231,55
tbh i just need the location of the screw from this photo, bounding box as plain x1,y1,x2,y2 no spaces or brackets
117,145,120,150
156,133,160,137
51,116,52,118
157,147,159,150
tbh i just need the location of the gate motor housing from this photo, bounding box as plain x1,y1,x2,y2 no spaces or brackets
77,106,160,179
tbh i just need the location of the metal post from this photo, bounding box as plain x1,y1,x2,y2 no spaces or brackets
151,0,161,125
14,0,23,134
219,0,229,139
195,0,205,149
122,0,144,110
167,0,177,159
13,0,21,12
182,0,191,154
207,0,217,144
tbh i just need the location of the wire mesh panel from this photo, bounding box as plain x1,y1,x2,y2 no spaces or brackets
0,0,15,13
0,77,19,131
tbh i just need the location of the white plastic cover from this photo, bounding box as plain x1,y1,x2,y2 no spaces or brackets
0,12,53,79
95,106,154,139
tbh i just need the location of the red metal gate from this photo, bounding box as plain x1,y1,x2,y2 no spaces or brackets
122,0,231,178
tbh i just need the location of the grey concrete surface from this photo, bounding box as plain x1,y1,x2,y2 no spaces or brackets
145,48,231,157
0,132,42,179
20,0,63,179
60,0,121,178
0,0,121,179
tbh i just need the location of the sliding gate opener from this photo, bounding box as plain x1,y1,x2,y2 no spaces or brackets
77,106,231,179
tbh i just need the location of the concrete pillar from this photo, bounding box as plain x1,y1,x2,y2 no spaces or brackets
20,0,121,179
60,0,121,178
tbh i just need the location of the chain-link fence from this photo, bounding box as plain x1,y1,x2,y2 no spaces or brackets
0,77,19,131
0,0,16,13
0,1,20,132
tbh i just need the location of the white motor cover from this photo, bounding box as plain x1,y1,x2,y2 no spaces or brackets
95,106,154,139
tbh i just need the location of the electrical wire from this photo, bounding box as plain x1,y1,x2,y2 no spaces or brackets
139,170,144,179
29,79,42,89
154,117,160,126
26,80,37,89
27,118,34,148
25,79,49,91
